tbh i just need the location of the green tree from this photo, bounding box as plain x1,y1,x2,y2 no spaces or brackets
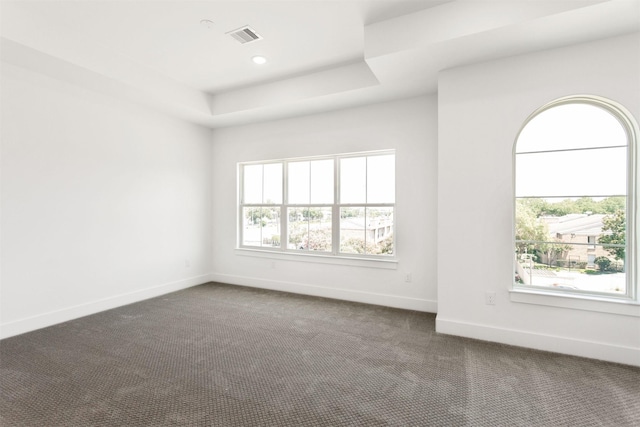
515,200,547,257
379,234,394,255
302,208,323,221
599,210,625,261
573,197,598,215
340,208,361,219
540,238,571,267
518,198,549,217
539,197,624,217
599,197,626,214
245,208,262,224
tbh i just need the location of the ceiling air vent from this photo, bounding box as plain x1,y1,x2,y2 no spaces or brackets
227,26,263,44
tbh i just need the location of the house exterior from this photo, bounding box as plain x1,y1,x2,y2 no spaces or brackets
340,216,393,244
540,214,612,268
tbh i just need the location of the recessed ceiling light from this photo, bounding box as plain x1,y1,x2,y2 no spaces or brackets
252,56,267,65
200,19,214,29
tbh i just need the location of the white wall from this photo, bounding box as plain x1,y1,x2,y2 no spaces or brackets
437,33,640,365
211,96,438,311
4,25,635,368
0,61,213,338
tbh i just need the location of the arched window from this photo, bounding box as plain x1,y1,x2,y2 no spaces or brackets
514,96,637,300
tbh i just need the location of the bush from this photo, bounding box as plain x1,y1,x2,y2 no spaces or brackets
594,256,612,272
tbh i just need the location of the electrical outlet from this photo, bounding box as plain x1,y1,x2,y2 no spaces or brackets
405,273,412,283
184,259,191,268
485,291,496,305
270,261,276,269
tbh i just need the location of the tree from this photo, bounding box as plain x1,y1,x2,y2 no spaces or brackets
540,238,571,267
379,234,394,255
537,196,625,217
340,208,361,219
599,210,625,261
245,208,264,225
599,197,626,214
340,237,379,255
573,197,598,215
245,207,277,226
306,229,332,251
515,200,548,257
302,208,323,221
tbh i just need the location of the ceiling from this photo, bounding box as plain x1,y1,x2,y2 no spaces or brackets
1,0,639,128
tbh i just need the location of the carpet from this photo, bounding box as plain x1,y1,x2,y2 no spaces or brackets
1,282,639,426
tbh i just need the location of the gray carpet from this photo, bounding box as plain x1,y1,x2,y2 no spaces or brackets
1,282,639,426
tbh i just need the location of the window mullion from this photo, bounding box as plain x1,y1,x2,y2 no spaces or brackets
238,164,244,246
333,157,340,255
282,162,288,251
364,158,368,253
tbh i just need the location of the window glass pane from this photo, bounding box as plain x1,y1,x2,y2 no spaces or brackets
340,157,366,203
243,207,281,247
516,147,626,198
243,165,262,204
261,207,281,248
340,207,365,253
516,104,627,153
514,243,625,294
263,163,282,204
288,207,331,251
340,207,394,255
515,198,626,295
367,207,394,256
242,207,262,246
310,159,334,204
288,161,310,204
367,155,395,203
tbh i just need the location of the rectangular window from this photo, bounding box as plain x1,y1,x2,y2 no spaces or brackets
239,151,395,259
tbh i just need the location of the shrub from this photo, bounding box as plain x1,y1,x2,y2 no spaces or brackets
594,256,612,272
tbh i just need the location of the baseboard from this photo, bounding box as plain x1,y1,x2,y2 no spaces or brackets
0,273,213,340
210,272,437,313
436,316,640,367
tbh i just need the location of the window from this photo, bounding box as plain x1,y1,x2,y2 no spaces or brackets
239,151,395,259
514,96,636,300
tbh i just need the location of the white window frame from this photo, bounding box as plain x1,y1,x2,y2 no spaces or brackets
512,95,638,309
237,150,396,263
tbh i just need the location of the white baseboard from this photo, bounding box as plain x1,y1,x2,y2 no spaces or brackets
210,272,437,313
436,316,640,367
0,274,213,340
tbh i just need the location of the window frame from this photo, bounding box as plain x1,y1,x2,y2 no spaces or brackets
238,150,396,261
512,95,638,304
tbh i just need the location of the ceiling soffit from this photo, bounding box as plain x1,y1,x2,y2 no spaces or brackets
1,1,637,128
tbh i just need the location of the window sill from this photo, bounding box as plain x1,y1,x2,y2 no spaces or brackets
510,288,640,317
235,248,398,270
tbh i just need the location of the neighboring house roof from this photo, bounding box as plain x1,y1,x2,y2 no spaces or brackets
541,214,607,236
